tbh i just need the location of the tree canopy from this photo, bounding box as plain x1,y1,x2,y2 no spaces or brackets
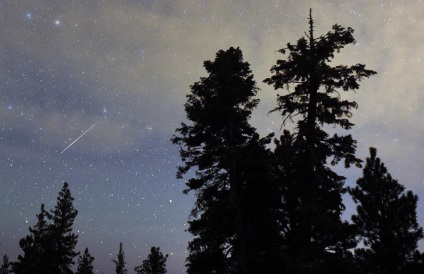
13,182,79,274
350,148,424,273
264,9,376,272
135,246,168,274
173,47,280,273
76,248,95,274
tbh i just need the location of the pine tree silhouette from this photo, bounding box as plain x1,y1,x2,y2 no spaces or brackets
112,243,128,274
350,148,424,273
76,248,95,274
173,47,280,273
50,182,79,273
135,246,168,274
265,9,376,273
13,182,79,274
0,255,11,274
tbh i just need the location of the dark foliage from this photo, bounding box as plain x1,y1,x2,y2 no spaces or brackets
12,204,53,274
172,47,280,273
350,148,424,273
265,9,376,273
76,248,95,274
12,182,78,274
0,255,11,274
112,242,128,274
5,10,424,274
50,182,79,273
135,246,168,274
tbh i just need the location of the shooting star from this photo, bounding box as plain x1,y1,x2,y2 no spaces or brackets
60,122,97,154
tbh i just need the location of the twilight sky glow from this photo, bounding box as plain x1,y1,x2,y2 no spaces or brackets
1,1,424,273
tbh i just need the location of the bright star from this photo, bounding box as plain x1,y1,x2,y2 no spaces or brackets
54,20,61,26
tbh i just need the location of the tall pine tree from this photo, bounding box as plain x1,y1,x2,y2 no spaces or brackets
350,147,424,273
173,47,280,273
50,182,79,273
264,9,376,273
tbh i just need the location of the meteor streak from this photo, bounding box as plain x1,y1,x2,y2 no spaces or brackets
60,122,97,154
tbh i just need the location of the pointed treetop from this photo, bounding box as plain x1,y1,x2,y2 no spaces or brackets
308,8,314,41
113,242,128,274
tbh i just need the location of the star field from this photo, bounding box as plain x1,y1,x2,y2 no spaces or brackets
1,1,424,273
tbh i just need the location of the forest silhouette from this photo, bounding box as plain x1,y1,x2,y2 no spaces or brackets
2,10,424,274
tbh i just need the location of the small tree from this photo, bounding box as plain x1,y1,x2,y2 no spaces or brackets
76,248,95,274
13,182,79,274
0,255,11,274
50,182,79,273
350,147,424,273
135,246,168,274
112,243,127,274
12,204,54,274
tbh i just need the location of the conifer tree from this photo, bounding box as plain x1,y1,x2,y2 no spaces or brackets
173,47,280,273
13,182,79,274
134,246,168,274
350,147,424,273
76,248,95,274
0,255,11,274
50,182,79,273
112,242,127,274
12,204,54,274
265,9,376,273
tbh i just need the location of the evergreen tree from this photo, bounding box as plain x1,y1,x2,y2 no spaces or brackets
13,182,79,274
350,147,424,273
0,255,11,274
50,182,79,273
264,9,376,273
173,47,280,273
112,242,127,274
134,246,168,274
12,204,54,274
76,248,95,274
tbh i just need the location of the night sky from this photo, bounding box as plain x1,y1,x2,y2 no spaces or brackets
1,1,424,273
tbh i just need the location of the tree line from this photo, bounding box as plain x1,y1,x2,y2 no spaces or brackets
172,10,424,274
2,10,423,274
0,182,168,274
